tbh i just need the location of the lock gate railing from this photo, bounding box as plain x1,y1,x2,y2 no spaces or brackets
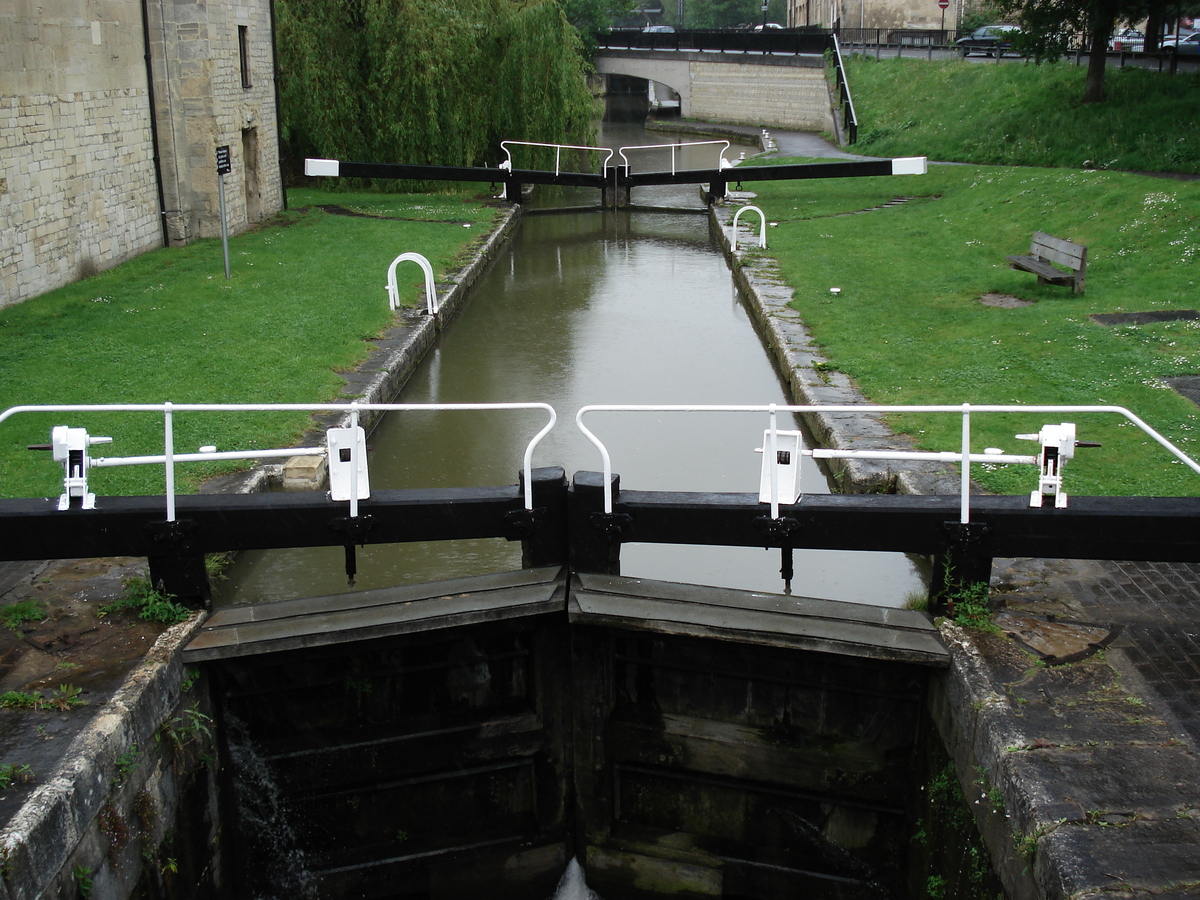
3,400,1200,613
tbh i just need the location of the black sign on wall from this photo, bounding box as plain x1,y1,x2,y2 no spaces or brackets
216,145,232,175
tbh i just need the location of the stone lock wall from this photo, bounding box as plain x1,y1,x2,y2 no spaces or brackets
0,0,283,309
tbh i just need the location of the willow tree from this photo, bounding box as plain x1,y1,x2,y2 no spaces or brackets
275,0,597,180
274,0,372,172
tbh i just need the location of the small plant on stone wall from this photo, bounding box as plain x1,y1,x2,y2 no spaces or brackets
98,803,131,858
112,745,141,787
157,702,214,768
0,691,43,709
937,559,999,632
73,864,94,898
50,684,85,710
133,787,159,836
949,581,998,631
0,600,47,631
99,577,190,625
0,764,33,791
0,687,85,711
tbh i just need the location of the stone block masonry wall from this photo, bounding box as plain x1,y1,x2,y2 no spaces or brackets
1,2,164,308
147,0,283,244
1,0,283,308
690,62,836,134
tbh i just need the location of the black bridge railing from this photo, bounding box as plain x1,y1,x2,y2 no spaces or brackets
597,28,833,55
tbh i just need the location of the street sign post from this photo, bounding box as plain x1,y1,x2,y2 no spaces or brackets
216,145,232,279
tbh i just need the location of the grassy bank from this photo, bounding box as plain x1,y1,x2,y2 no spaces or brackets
0,190,503,499
743,158,1200,496
845,56,1200,174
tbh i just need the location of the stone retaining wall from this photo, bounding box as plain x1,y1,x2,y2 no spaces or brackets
690,61,837,133
0,615,217,900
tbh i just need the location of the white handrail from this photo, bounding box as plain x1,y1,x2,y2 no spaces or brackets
500,140,614,177
618,140,731,175
730,205,767,252
386,252,438,315
2,401,557,519
574,403,1200,521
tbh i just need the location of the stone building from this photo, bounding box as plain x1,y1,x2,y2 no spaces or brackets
1,0,283,308
787,0,961,30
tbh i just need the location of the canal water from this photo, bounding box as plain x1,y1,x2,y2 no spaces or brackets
217,122,926,606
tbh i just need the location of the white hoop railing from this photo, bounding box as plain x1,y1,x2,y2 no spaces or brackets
575,403,1200,522
618,140,732,175
731,205,767,252
500,141,614,177
2,401,557,521
386,252,438,315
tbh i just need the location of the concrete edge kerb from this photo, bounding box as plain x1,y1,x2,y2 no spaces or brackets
0,614,206,900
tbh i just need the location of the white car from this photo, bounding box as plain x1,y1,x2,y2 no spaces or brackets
1162,31,1200,54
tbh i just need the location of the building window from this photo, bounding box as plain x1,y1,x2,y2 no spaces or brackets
239,25,252,89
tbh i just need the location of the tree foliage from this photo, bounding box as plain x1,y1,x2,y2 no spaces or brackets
997,0,1199,102
276,0,598,183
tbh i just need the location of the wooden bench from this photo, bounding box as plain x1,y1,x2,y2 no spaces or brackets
1007,231,1087,294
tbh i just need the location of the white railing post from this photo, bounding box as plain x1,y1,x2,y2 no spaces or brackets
960,403,971,524
3,402,557,512
163,401,176,522
349,401,360,519
768,404,781,519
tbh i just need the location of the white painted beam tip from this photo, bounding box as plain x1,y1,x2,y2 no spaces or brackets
891,157,927,176
304,158,341,177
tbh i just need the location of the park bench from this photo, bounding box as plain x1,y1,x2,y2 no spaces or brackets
1007,231,1087,294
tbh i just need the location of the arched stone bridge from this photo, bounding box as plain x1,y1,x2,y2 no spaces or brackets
594,44,838,134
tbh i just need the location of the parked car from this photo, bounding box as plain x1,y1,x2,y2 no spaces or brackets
753,23,785,30
1162,31,1200,53
956,25,1022,57
1108,28,1144,50
642,24,675,33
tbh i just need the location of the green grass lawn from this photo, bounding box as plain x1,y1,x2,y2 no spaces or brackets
844,56,1200,175
0,190,503,499
744,158,1200,496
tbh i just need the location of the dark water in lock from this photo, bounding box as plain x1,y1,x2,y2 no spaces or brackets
217,123,926,606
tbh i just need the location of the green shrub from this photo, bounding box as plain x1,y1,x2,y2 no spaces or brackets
100,578,190,625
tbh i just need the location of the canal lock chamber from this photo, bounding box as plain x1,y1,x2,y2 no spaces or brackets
205,603,1002,900
197,122,999,899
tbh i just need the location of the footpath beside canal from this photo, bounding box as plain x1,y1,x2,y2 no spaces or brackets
714,142,1200,897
